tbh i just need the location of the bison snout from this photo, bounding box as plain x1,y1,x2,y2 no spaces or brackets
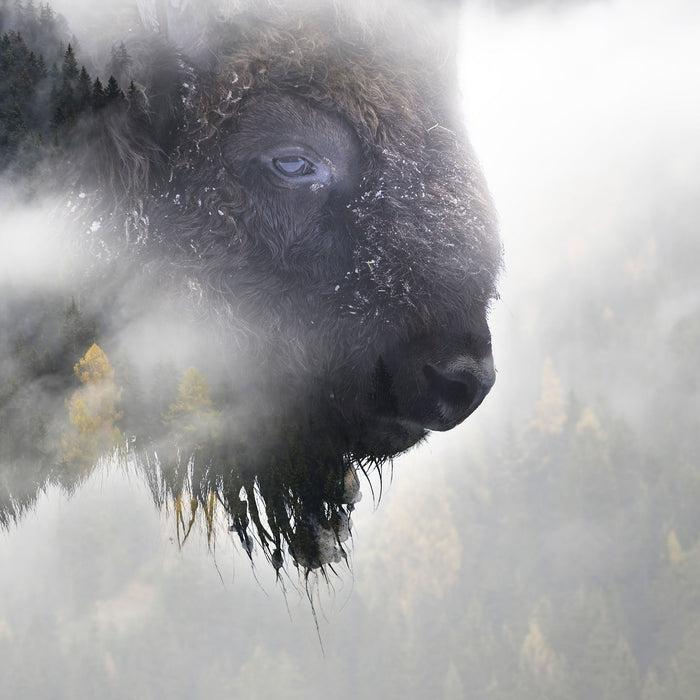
422,353,495,431
373,335,496,433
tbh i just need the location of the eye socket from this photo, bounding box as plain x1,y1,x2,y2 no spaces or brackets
259,148,332,189
272,156,316,177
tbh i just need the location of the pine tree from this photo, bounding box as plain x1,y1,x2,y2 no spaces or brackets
7,100,24,133
18,66,33,96
108,41,131,84
91,76,105,109
104,75,123,103
35,51,45,77
61,298,96,367
61,42,77,80
37,2,55,48
51,100,64,126
27,49,43,80
76,65,91,110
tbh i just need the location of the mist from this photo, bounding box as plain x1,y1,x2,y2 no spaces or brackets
2,0,700,697
461,0,700,424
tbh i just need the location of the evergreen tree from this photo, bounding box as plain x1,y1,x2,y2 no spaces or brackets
51,99,64,126
104,74,123,103
108,41,131,85
38,2,54,28
91,75,105,109
36,2,57,54
6,100,24,133
27,49,43,79
61,297,96,367
75,64,90,110
35,49,45,76
53,73,75,124
61,42,77,80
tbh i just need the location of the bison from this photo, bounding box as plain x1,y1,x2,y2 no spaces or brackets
0,0,501,570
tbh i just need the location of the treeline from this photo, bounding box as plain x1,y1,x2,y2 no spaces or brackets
3,334,699,698
0,0,129,173
0,293,213,526
0,295,96,521
433,371,700,699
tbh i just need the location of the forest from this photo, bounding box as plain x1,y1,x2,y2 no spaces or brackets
0,0,127,175
1,0,699,698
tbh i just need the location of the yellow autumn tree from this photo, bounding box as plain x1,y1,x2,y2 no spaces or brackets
165,366,222,544
666,530,686,565
361,465,463,617
519,617,574,697
576,405,606,441
62,343,122,472
167,366,214,416
520,619,558,680
531,356,567,435
165,366,222,457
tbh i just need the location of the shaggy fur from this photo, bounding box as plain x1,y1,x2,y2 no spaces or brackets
3,2,501,569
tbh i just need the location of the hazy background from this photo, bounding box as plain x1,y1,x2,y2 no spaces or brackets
2,0,700,697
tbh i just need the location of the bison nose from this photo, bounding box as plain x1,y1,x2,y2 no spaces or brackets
371,335,496,433
422,353,495,431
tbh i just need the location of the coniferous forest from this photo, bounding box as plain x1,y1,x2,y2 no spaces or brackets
1,0,699,698
0,0,126,176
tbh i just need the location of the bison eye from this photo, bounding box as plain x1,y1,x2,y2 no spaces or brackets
257,145,333,188
273,156,316,177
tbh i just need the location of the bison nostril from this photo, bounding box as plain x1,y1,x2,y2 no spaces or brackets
423,364,479,408
422,355,496,430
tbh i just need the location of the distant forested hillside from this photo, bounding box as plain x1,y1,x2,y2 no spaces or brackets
0,0,127,175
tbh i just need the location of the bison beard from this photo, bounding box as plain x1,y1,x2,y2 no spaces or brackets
0,3,501,571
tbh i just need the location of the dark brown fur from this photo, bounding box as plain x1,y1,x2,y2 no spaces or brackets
3,3,501,569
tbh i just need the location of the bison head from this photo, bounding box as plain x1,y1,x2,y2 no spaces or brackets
3,2,501,570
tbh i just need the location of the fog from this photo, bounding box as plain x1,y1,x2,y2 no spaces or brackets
2,0,700,697
460,0,700,421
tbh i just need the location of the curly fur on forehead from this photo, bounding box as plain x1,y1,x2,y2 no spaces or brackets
165,9,501,306
190,8,457,143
